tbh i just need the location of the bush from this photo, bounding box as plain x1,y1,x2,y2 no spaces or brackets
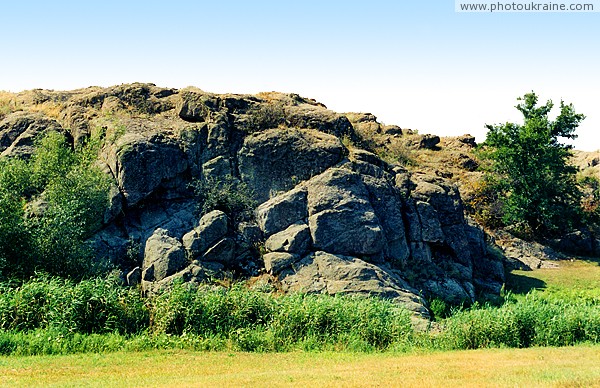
0,131,110,280
192,175,256,223
1,276,600,356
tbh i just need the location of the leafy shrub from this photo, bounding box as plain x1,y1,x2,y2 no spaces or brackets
0,131,110,280
1,276,600,356
151,283,413,351
192,175,256,223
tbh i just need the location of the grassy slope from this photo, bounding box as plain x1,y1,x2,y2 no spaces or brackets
507,256,600,295
2,347,600,387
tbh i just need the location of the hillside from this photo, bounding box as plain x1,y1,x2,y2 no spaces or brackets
0,83,598,318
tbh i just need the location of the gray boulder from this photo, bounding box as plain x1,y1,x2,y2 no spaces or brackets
182,210,229,257
265,222,311,254
202,156,232,179
0,112,66,158
255,186,308,236
307,168,384,256
201,238,236,265
177,89,219,123
416,201,444,243
263,252,299,274
104,132,188,207
285,104,354,139
280,251,428,317
142,229,187,282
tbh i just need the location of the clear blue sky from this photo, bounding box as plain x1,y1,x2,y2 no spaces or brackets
1,1,598,150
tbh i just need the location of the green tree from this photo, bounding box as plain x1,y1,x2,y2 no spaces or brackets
0,131,110,280
479,92,585,236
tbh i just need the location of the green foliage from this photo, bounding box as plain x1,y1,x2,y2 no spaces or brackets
0,275,148,335
1,275,600,356
152,283,413,351
0,131,110,280
479,92,585,236
193,175,256,222
438,290,600,349
578,174,600,226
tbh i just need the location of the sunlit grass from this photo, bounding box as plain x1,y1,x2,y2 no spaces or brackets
507,256,600,294
2,346,600,387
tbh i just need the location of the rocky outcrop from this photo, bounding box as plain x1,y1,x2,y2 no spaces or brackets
280,251,428,317
492,229,560,270
0,112,67,158
0,84,512,317
238,128,345,203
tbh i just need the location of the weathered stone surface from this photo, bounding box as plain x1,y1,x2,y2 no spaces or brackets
361,175,407,243
182,210,228,257
409,242,432,264
286,104,354,138
493,230,560,270
103,182,124,224
263,252,298,274
423,279,474,304
344,112,381,139
415,201,444,243
0,112,66,158
123,200,196,247
280,251,428,317
309,209,384,256
238,128,344,203
265,222,311,254
441,224,471,266
418,134,440,149
255,186,308,236
126,267,142,287
307,169,384,256
142,229,187,282
177,89,219,122
201,238,236,265
202,155,232,179
552,229,596,256
105,132,188,207
405,200,422,242
142,263,207,294
88,225,129,266
237,222,263,244
411,176,464,226
1,84,512,313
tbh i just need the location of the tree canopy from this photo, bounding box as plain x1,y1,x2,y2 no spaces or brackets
479,92,585,237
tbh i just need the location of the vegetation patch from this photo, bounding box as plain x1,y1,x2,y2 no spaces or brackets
0,131,110,280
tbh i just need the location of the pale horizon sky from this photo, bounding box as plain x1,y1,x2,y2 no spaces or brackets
1,1,598,151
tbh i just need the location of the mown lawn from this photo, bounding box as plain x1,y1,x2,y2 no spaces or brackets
2,346,600,387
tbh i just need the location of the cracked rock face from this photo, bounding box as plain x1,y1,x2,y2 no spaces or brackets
0,84,507,315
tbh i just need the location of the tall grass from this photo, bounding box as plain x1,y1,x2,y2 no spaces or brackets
437,290,600,349
0,276,599,356
0,275,148,334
